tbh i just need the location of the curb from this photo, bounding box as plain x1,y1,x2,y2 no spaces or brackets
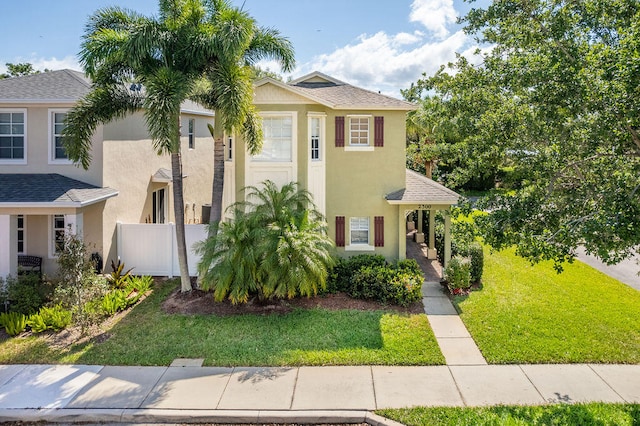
0,408,402,425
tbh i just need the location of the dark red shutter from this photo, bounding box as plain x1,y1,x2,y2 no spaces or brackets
335,216,345,247
374,116,384,147
335,116,345,147
374,216,384,247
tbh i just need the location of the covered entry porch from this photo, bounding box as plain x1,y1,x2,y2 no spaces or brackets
386,169,461,267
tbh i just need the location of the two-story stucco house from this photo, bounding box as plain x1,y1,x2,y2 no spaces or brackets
0,70,458,279
0,69,215,277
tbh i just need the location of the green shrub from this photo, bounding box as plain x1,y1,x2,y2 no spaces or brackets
396,259,422,276
101,290,129,316
124,275,153,295
326,254,387,293
27,304,72,333
469,242,484,283
0,312,27,336
106,258,134,289
2,274,51,315
444,256,471,290
348,264,422,307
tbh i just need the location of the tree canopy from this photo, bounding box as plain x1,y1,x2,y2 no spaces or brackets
0,63,48,79
406,0,640,268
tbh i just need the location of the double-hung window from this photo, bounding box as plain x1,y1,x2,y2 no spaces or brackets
0,110,26,163
310,117,321,160
349,116,369,146
350,217,370,245
188,118,195,149
49,110,69,162
52,215,66,256
226,135,233,161
253,116,292,162
17,215,25,254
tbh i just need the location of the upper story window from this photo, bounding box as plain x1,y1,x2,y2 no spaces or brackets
349,116,369,146
0,109,26,163
310,117,321,161
226,135,233,161
253,115,292,162
50,110,70,163
188,118,195,149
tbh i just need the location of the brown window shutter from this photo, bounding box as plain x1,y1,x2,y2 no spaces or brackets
336,216,345,247
335,116,345,147
374,116,384,147
374,216,384,247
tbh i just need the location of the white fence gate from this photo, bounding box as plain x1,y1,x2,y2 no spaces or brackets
117,222,208,276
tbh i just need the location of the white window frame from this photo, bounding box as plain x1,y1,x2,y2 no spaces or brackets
17,215,25,255
152,188,167,224
49,214,66,258
188,118,195,149
0,108,27,165
48,108,72,164
345,216,375,251
252,112,296,163
345,115,374,152
310,116,322,161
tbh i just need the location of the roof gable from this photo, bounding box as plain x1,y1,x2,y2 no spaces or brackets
254,79,317,105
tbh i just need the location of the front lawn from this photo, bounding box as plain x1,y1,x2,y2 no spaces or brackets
454,247,640,364
0,280,444,366
378,403,640,426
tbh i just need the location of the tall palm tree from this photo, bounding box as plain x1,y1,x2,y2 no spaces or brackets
63,0,294,292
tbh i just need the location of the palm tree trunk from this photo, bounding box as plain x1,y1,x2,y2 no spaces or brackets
207,123,225,237
171,151,192,292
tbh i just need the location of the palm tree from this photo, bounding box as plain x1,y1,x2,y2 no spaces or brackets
62,0,294,292
197,181,335,304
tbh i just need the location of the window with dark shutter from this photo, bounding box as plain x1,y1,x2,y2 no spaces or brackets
335,116,345,147
336,216,345,247
374,116,384,147
374,216,384,247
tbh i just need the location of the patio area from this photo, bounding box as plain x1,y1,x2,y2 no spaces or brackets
405,230,442,282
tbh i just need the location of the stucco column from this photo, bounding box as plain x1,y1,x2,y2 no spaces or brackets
64,213,84,239
0,215,18,278
428,209,435,249
444,210,451,267
398,208,406,260
417,210,423,233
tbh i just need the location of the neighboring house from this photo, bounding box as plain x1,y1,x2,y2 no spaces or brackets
0,70,214,277
0,70,459,279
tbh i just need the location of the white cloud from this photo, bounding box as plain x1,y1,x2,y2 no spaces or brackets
409,0,458,39
0,55,80,75
299,30,471,97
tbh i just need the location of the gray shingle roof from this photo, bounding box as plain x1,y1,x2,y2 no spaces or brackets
291,81,416,110
0,69,91,102
386,169,461,204
0,174,118,207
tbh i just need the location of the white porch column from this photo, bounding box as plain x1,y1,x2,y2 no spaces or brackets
398,208,406,260
417,210,423,233
0,215,18,278
64,213,84,238
428,209,435,249
444,210,452,267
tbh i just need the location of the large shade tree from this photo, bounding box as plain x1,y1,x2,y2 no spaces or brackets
63,0,294,292
407,0,640,269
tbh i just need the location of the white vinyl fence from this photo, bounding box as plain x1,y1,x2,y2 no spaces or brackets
117,222,208,276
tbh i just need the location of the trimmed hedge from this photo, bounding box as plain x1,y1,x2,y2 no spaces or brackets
327,255,423,307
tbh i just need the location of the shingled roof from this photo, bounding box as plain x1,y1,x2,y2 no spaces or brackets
386,169,461,205
257,71,416,111
0,174,118,207
0,69,91,102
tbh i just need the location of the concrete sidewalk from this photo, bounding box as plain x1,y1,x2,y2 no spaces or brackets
0,363,638,423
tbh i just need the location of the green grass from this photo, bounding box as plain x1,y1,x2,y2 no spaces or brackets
0,280,444,366
454,247,640,364
378,403,640,426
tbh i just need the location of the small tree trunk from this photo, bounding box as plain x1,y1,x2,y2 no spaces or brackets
425,159,433,179
208,123,225,238
171,151,192,292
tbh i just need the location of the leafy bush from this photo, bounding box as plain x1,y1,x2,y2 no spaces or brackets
469,242,484,283
0,312,27,336
326,254,387,293
444,256,471,290
349,265,422,307
101,290,129,315
27,304,72,333
124,275,153,295
107,258,134,289
1,274,51,315
396,259,422,276
99,276,152,316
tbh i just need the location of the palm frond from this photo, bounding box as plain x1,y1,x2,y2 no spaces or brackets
245,26,296,72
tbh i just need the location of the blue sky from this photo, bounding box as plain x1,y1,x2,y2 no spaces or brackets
0,0,488,97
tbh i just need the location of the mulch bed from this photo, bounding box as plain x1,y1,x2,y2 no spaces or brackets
161,288,425,316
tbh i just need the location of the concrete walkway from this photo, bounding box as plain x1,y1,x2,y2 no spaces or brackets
0,363,638,423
